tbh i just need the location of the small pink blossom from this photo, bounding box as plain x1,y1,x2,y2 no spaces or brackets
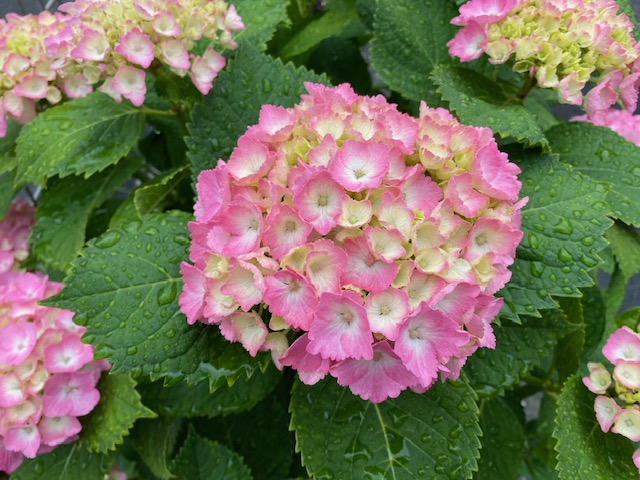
114,28,154,68
110,65,146,107
602,326,640,365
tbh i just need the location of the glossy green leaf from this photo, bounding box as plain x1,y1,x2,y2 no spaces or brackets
555,297,585,382
580,286,607,365
0,120,21,175
42,211,267,389
291,377,481,480
30,159,141,272
0,171,16,218
554,375,636,479
500,153,612,321
475,398,526,479
140,363,281,418
14,92,144,186
547,122,640,226
134,165,189,216
465,308,570,397
431,65,548,148
203,389,294,480
171,425,252,480
80,374,156,453
10,443,112,480
370,0,457,105
232,0,289,51
187,43,328,179
279,0,360,59
132,416,182,480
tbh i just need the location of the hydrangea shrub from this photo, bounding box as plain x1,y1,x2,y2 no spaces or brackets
0,0,640,478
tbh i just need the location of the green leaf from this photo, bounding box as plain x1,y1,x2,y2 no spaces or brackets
465,309,570,397
42,211,266,388
475,398,526,479
607,222,640,280
290,377,481,480
134,165,189,216
0,120,21,174
140,363,281,418
580,286,607,365
232,0,289,51
547,122,640,226
526,394,559,480
202,388,294,480
187,43,328,179
80,373,156,453
499,153,612,321
30,159,142,272
132,416,182,480
554,297,585,382
0,171,16,217
171,425,252,480
14,92,145,186
279,0,360,59
431,65,548,148
370,0,458,105
10,443,112,480
553,375,637,479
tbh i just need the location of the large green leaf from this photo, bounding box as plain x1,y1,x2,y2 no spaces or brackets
554,297,585,382
553,375,637,479
370,0,457,105
134,165,189,216
171,425,252,480
202,388,294,480
290,377,481,480
500,153,612,321
187,43,328,179
475,398,526,479
0,171,16,218
14,92,144,186
0,120,21,175
278,0,361,60
42,211,267,389
140,364,281,418
547,122,640,226
232,0,289,51
465,309,570,397
80,374,156,453
431,65,548,148
10,443,112,480
30,159,142,272
132,416,182,480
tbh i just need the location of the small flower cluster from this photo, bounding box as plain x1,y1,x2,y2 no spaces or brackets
180,83,525,403
447,0,640,116
0,201,108,474
573,108,640,146
0,0,244,136
0,200,34,274
583,326,640,474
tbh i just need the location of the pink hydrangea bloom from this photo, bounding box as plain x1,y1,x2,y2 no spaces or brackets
0,0,244,135
573,109,640,146
180,83,525,403
448,0,640,116
0,201,107,474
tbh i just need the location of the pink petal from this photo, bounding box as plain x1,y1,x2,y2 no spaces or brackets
594,395,620,433
365,288,410,341
341,236,399,293
447,21,487,62
42,372,100,417
178,263,207,324
602,327,640,365
39,416,81,447
114,28,155,68
0,323,37,365
43,335,94,373
227,136,275,184
263,269,317,330
292,171,347,235
331,341,418,403
329,140,389,192
160,39,190,69
307,292,373,361
4,425,41,458
111,66,147,107
280,333,330,385
262,204,313,261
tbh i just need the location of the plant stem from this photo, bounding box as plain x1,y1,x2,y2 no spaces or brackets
517,76,537,101
141,106,177,118
522,374,561,395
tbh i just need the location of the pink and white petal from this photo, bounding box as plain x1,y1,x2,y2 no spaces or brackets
365,288,410,341
263,269,318,330
224,312,268,357
464,217,522,261
400,171,443,216
329,140,390,192
331,341,418,403
152,11,181,37
394,305,470,385
603,326,640,365
179,262,208,324
612,408,640,441
39,416,81,446
263,332,289,370
227,136,275,184
377,192,415,240
111,66,146,107
594,395,620,433
0,443,23,474
293,171,347,235
280,333,330,385
0,373,26,407
43,335,94,373
42,372,100,417
262,204,313,261
13,75,48,100
4,425,41,458
0,322,37,366
634,448,640,474
255,105,295,141
114,28,155,68
220,262,262,312
613,362,640,389
307,292,373,361
160,39,190,69
341,236,399,293
364,227,406,263
70,28,110,61
445,173,488,217
470,144,521,202
338,198,373,228
446,21,487,62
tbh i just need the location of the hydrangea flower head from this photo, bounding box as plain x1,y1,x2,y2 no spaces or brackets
0,0,244,135
0,201,108,474
583,325,640,475
448,0,640,116
180,83,525,403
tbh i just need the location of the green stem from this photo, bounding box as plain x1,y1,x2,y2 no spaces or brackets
516,76,537,101
141,106,177,118
522,374,561,395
